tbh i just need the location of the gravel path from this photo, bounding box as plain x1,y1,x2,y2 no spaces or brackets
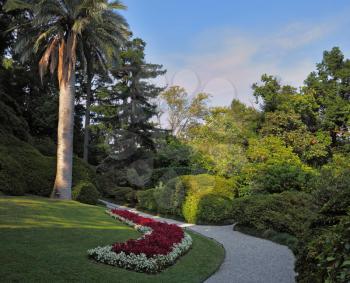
99,200,296,283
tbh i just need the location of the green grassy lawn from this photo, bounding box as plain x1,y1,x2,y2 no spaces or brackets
0,196,224,282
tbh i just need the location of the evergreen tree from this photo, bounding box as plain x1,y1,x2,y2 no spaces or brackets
94,38,166,188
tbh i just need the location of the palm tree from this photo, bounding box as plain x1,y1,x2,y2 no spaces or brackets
4,0,129,199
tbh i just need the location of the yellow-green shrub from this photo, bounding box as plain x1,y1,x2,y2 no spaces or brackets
154,174,235,223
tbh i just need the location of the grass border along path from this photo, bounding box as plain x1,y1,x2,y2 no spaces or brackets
0,196,224,282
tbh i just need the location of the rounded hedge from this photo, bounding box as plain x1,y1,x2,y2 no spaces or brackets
182,192,232,224
196,193,232,224
230,191,317,236
72,181,100,205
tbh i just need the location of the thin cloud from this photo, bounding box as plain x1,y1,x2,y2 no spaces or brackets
156,18,344,107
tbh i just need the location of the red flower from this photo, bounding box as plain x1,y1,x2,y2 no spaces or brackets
110,209,184,258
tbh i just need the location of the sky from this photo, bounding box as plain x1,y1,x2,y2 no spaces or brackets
120,0,350,108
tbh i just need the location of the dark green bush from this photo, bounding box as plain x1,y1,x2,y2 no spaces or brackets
13,144,56,196
231,191,317,237
253,162,311,193
72,181,100,205
136,189,158,212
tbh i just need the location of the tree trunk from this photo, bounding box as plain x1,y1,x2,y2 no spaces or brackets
83,70,92,162
52,71,76,199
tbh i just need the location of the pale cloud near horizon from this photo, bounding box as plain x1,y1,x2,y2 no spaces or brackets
150,18,344,108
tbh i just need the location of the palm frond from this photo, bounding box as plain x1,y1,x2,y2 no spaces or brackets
107,0,126,10
9,0,130,84
33,26,58,52
72,17,90,34
39,37,59,82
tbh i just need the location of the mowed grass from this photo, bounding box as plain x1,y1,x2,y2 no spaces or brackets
0,196,224,282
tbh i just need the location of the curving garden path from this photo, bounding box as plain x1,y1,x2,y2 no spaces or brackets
99,200,296,283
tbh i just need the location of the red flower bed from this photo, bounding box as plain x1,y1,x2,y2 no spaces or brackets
111,209,184,257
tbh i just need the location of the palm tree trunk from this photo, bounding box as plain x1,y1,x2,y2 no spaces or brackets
83,70,92,162
52,71,76,199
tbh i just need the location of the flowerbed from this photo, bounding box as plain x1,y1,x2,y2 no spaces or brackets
87,209,192,273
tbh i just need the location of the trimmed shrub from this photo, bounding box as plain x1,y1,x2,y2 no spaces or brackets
152,174,236,223
14,144,56,196
72,181,100,205
231,191,317,237
179,175,235,223
136,189,158,212
183,192,232,224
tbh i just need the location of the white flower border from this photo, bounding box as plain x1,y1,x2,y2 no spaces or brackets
87,210,192,273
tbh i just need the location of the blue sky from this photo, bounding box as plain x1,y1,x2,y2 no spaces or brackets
120,0,350,107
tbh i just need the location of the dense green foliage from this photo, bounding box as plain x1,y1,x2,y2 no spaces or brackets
0,196,224,282
294,168,350,282
297,216,350,283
